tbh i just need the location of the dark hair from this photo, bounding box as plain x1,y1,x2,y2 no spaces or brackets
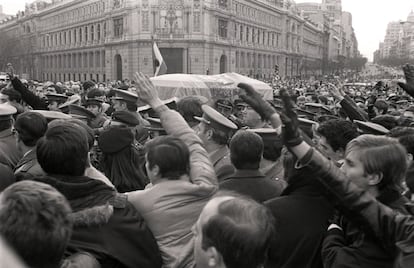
396,135,414,156
0,181,72,268
14,112,48,147
201,197,275,268
371,115,398,130
37,123,89,176
145,135,190,179
0,118,12,132
317,119,359,152
1,88,21,102
388,126,414,138
82,80,96,91
230,131,263,169
262,138,283,161
177,96,203,126
374,100,388,114
99,127,149,192
203,123,232,145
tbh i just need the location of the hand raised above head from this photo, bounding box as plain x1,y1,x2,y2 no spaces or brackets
279,88,302,148
398,64,414,98
133,72,161,107
237,82,276,121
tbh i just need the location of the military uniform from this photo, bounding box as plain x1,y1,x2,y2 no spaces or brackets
0,104,22,169
195,105,238,181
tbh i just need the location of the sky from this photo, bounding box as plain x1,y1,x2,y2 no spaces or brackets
1,0,414,61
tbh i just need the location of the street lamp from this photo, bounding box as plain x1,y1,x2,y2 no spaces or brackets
166,5,177,34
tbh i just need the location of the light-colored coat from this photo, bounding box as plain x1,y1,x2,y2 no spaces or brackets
127,107,217,268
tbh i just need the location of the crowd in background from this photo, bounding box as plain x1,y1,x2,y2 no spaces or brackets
1,63,414,268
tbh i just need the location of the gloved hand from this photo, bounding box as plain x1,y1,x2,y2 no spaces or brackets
238,82,276,121
398,64,414,98
279,89,303,147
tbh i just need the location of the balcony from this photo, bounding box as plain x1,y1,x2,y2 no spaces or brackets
154,28,185,39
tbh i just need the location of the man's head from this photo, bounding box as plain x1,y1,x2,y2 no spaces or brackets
14,111,48,151
0,180,72,268
315,119,359,161
177,96,204,128
341,134,407,194
236,101,264,128
144,135,190,182
193,194,274,268
111,89,138,112
195,105,237,149
37,122,89,176
230,130,263,170
0,88,21,104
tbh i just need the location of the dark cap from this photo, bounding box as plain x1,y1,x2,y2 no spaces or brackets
46,93,68,103
144,117,167,135
215,99,234,110
111,89,138,104
85,98,104,107
112,111,140,126
315,115,338,123
58,95,82,111
305,103,331,115
354,120,389,135
137,97,178,118
68,105,96,121
296,108,317,120
0,104,17,121
247,128,282,146
195,105,238,132
31,110,72,121
87,88,105,99
298,117,317,138
234,99,248,107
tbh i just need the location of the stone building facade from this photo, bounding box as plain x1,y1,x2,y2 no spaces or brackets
0,0,326,82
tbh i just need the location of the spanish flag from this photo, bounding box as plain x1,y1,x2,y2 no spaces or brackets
152,41,167,77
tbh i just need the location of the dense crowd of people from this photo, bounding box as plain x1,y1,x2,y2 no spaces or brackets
1,63,414,268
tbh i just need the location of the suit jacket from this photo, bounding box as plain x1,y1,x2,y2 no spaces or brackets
0,129,22,169
14,148,44,181
265,172,334,268
127,107,217,268
220,169,286,203
209,145,234,181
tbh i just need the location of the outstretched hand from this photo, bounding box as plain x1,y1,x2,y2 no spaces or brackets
398,64,414,98
280,89,303,147
237,82,276,120
133,72,162,107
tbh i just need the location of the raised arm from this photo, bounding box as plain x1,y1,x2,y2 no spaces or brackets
279,89,414,259
133,72,217,186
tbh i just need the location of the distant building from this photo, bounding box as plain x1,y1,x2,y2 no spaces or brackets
376,11,414,62
0,0,330,81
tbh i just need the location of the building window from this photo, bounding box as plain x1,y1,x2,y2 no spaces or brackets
113,18,123,37
97,24,101,40
246,27,249,42
91,25,94,41
218,19,228,38
79,28,82,42
240,25,243,41
85,26,88,42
